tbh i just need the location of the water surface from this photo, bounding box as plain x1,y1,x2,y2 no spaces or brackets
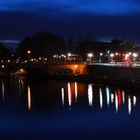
0,78,139,140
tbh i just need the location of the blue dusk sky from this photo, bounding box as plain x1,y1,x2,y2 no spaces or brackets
0,0,140,47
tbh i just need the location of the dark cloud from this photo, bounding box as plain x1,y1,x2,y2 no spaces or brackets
0,12,48,39
0,0,140,44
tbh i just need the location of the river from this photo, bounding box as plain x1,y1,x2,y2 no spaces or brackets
0,78,139,140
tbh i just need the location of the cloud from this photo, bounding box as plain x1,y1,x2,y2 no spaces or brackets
0,0,140,15
0,0,46,12
0,40,20,43
0,0,140,43
35,0,140,16
72,0,140,15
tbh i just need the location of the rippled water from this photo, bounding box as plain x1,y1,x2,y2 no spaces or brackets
0,78,140,139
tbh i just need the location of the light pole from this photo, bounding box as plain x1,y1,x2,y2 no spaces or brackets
87,53,93,64
110,53,115,63
27,50,31,62
132,53,138,63
99,52,103,63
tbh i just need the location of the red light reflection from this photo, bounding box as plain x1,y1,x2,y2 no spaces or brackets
118,89,121,107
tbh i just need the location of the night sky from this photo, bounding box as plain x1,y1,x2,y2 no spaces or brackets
0,0,140,48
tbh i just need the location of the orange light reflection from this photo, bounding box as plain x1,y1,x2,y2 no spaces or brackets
27,84,31,111
122,90,125,104
74,82,78,102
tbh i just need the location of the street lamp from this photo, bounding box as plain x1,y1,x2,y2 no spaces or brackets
87,53,93,58
100,52,103,56
27,50,31,62
132,53,138,58
99,52,103,62
87,53,93,63
67,53,72,57
132,53,138,63
110,53,114,57
109,53,115,63
27,50,31,55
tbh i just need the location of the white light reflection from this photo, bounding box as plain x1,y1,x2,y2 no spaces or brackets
68,83,72,108
18,78,23,96
122,90,125,104
74,82,78,102
2,80,4,102
106,87,110,107
88,84,93,106
27,84,31,111
99,88,103,109
128,96,132,115
61,88,64,106
115,93,118,113
133,96,136,107
111,94,114,103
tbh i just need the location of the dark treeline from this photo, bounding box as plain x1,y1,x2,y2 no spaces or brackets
0,31,139,60
16,31,66,58
0,43,11,59
16,31,135,58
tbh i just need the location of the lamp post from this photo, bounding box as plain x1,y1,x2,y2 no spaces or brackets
110,53,115,63
132,53,138,63
99,52,103,63
27,50,31,62
27,50,31,56
87,53,93,64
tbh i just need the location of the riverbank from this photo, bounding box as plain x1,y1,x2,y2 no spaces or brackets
48,74,140,90
1,63,140,89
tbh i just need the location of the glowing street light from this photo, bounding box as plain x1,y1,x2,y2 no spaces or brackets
27,50,31,62
87,53,93,58
132,53,138,63
87,53,93,63
67,53,72,57
100,52,103,56
125,54,129,58
1,65,4,68
110,53,114,57
27,50,31,55
132,53,138,58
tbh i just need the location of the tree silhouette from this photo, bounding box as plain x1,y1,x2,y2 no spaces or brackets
16,31,66,58
0,43,10,59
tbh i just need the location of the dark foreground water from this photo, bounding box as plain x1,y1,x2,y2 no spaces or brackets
0,78,140,140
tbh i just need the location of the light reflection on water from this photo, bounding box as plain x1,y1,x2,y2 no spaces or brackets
74,82,78,102
88,84,93,106
27,83,31,111
61,82,137,115
99,88,103,109
2,80,4,102
0,78,138,115
0,78,139,139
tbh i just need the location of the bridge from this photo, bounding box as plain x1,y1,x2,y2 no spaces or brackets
1,61,140,82
0,62,88,77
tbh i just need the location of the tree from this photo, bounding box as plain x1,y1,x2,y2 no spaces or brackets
0,43,10,59
16,31,66,59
